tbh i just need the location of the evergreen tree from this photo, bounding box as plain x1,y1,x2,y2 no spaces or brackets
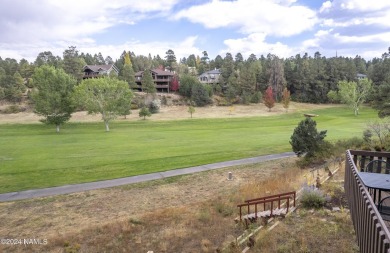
120,52,136,88
179,74,198,98
139,106,151,120
221,53,235,81
105,56,114,65
290,118,327,157
214,55,223,69
141,69,156,96
165,49,176,72
63,46,85,82
239,62,256,94
191,82,211,107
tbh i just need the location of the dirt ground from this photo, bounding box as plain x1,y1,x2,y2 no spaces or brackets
0,99,338,124
0,160,291,238
0,157,323,252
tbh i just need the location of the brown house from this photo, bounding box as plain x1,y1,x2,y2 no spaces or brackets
135,68,174,92
83,64,119,79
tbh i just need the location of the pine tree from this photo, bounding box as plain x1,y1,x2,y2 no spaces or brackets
120,52,136,88
139,106,151,120
141,69,156,96
165,49,176,72
290,118,327,157
63,46,84,82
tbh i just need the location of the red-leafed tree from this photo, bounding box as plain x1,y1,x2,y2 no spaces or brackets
264,86,275,112
170,75,179,92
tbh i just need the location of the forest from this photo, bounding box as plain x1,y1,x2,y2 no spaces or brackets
0,46,389,114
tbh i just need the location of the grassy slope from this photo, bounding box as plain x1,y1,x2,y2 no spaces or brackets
0,106,378,193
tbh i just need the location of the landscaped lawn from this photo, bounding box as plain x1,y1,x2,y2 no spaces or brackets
0,106,378,193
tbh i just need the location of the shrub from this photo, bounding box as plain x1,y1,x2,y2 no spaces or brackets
215,96,230,106
191,82,211,107
149,99,161,114
250,91,262,103
179,75,198,98
139,107,151,120
300,187,326,209
290,118,327,158
241,91,251,105
130,103,138,110
214,201,234,217
204,84,214,97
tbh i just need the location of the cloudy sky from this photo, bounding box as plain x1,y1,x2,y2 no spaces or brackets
0,0,389,62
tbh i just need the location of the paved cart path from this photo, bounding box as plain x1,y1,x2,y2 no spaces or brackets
0,152,295,202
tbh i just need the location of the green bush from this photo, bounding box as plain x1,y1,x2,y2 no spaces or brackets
191,82,211,107
300,187,326,209
241,92,251,105
290,118,327,158
130,103,138,110
139,107,151,119
204,84,214,97
179,75,198,98
250,91,262,103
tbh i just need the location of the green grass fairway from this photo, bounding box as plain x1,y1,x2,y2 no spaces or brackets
0,106,379,193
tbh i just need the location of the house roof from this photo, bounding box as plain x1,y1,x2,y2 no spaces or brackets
198,69,221,78
135,68,175,77
84,64,115,72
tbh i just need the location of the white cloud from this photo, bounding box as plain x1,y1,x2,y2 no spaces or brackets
174,0,317,37
319,0,390,27
221,33,294,58
0,0,180,44
336,0,390,11
319,1,332,13
300,29,390,59
0,36,202,63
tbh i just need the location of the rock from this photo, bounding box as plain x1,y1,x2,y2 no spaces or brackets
332,207,341,212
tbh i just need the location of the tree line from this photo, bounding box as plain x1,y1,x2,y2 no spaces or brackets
1,46,390,115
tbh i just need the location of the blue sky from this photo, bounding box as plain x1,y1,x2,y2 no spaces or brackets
0,0,389,62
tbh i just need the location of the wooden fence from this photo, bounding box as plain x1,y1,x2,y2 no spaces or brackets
237,191,296,221
345,150,390,253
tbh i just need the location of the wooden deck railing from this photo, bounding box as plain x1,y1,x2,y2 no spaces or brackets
345,150,390,253
237,191,296,221
351,150,390,172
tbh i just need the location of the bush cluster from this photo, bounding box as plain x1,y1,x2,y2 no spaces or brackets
300,187,326,209
148,99,161,114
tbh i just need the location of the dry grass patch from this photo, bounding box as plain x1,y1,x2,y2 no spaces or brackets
0,157,351,253
0,100,340,124
252,165,358,253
